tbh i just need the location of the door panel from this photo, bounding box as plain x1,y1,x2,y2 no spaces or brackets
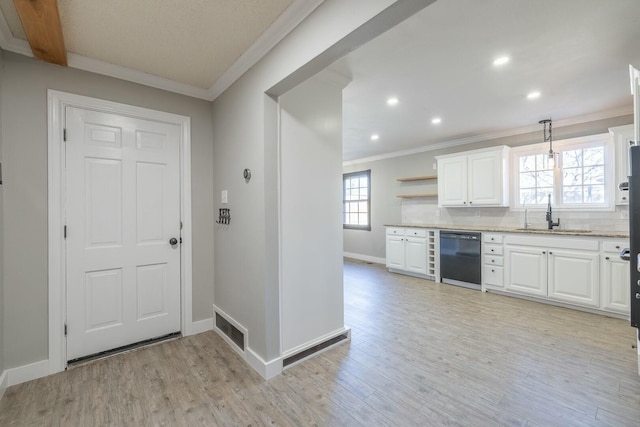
66,106,181,361
505,245,547,297
548,250,599,308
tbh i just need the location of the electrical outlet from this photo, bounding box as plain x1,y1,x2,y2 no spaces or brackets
432,163,437,170
621,209,629,220
221,190,228,204
475,211,480,217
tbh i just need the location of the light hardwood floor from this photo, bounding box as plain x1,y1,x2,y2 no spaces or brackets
1,259,639,426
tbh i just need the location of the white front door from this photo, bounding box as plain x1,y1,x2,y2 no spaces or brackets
65,106,181,361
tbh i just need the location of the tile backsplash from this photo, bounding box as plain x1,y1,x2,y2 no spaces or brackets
401,200,630,233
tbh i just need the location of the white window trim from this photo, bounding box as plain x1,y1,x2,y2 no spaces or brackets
510,132,615,212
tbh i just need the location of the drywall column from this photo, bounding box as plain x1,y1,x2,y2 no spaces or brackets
279,70,349,353
0,48,5,378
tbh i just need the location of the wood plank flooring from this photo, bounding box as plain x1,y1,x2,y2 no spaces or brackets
1,258,639,426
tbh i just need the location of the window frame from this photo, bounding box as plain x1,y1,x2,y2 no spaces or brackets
510,133,615,212
343,169,371,231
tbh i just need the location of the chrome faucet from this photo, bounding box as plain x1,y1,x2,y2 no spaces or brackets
546,194,560,230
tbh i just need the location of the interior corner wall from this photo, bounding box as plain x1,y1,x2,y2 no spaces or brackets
1,51,214,370
279,71,345,353
343,114,634,261
212,0,398,362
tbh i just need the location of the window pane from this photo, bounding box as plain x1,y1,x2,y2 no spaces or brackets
358,201,368,213
358,213,368,225
536,154,549,170
585,185,605,203
519,189,537,205
537,170,553,187
583,147,604,166
520,172,536,188
350,189,360,200
536,189,553,204
563,186,583,204
349,213,358,224
344,202,350,213
359,177,368,188
520,155,536,172
563,167,583,186
563,149,582,168
360,188,368,199
584,165,604,184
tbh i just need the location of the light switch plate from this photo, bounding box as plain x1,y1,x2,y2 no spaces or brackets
221,190,228,204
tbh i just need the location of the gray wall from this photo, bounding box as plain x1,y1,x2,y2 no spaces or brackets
1,50,214,369
0,48,4,375
343,115,634,260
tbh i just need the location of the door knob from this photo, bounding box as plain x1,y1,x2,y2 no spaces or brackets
169,238,178,245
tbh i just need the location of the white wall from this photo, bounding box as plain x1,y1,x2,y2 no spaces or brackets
211,0,428,363
279,71,346,353
344,115,633,260
0,47,5,378
0,50,214,369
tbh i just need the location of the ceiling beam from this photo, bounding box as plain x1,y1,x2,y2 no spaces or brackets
13,0,67,66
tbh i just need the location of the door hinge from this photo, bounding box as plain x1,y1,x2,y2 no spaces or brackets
64,323,68,336
63,128,67,142
64,225,67,239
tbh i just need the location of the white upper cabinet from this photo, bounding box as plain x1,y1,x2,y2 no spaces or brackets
610,124,635,205
437,146,510,207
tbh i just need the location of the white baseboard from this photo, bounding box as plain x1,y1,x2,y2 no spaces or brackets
189,317,213,335
212,305,351,380
7,359,49,386
246,348,283,380
343,252,386,265
0,369,8,400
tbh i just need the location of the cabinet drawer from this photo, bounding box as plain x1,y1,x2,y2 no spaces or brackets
602,241,628,253
405,228,427,238
485,256,503,266
386,227,405,236
484,233,503,244
485,244,503,256
484,265,504,287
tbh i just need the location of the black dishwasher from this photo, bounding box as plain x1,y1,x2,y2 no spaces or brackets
439,231,481,289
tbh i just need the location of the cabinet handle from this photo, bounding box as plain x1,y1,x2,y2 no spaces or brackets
542,251,546,254
549,251,553,255
606,257,610,260
491,249,494,252
615,245,620,249
491,269,495,272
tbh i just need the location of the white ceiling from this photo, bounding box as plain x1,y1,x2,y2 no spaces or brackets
332,0,640,162
0,0,322,99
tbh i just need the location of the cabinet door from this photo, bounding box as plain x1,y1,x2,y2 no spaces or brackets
405,236,428,274
548,249,599,308
468,151,503,206
602,256,630,314
505,245,547,297
386,235,405,269
438,156,468,206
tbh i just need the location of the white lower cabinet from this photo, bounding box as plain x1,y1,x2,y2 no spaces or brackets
386,227,438,279
548,250,599,308
483,233,504,289
601,240,630,315
505,245,547,297
504,236,600,309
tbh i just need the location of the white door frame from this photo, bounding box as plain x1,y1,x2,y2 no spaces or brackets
47,90,193,374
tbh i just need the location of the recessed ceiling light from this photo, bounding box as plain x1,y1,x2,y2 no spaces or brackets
431,117,442,124
493,56,510,66
387,97,399,106
527,91,541,100
371,134,380,141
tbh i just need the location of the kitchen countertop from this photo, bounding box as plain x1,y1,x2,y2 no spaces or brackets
384,224,629,239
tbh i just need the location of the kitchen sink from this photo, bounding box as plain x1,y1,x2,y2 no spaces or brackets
515,228,592,233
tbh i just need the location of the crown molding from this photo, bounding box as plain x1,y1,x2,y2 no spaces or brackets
0,0,325,101
343,105,633,166
208,0,325,100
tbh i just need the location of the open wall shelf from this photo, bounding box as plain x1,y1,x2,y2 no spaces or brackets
396,175,437,182
397,193,438,198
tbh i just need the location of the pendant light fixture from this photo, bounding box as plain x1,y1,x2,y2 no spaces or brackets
539,118,556,168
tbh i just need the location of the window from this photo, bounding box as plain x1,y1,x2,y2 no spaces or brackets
343,170,371,230
513,134,613,210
